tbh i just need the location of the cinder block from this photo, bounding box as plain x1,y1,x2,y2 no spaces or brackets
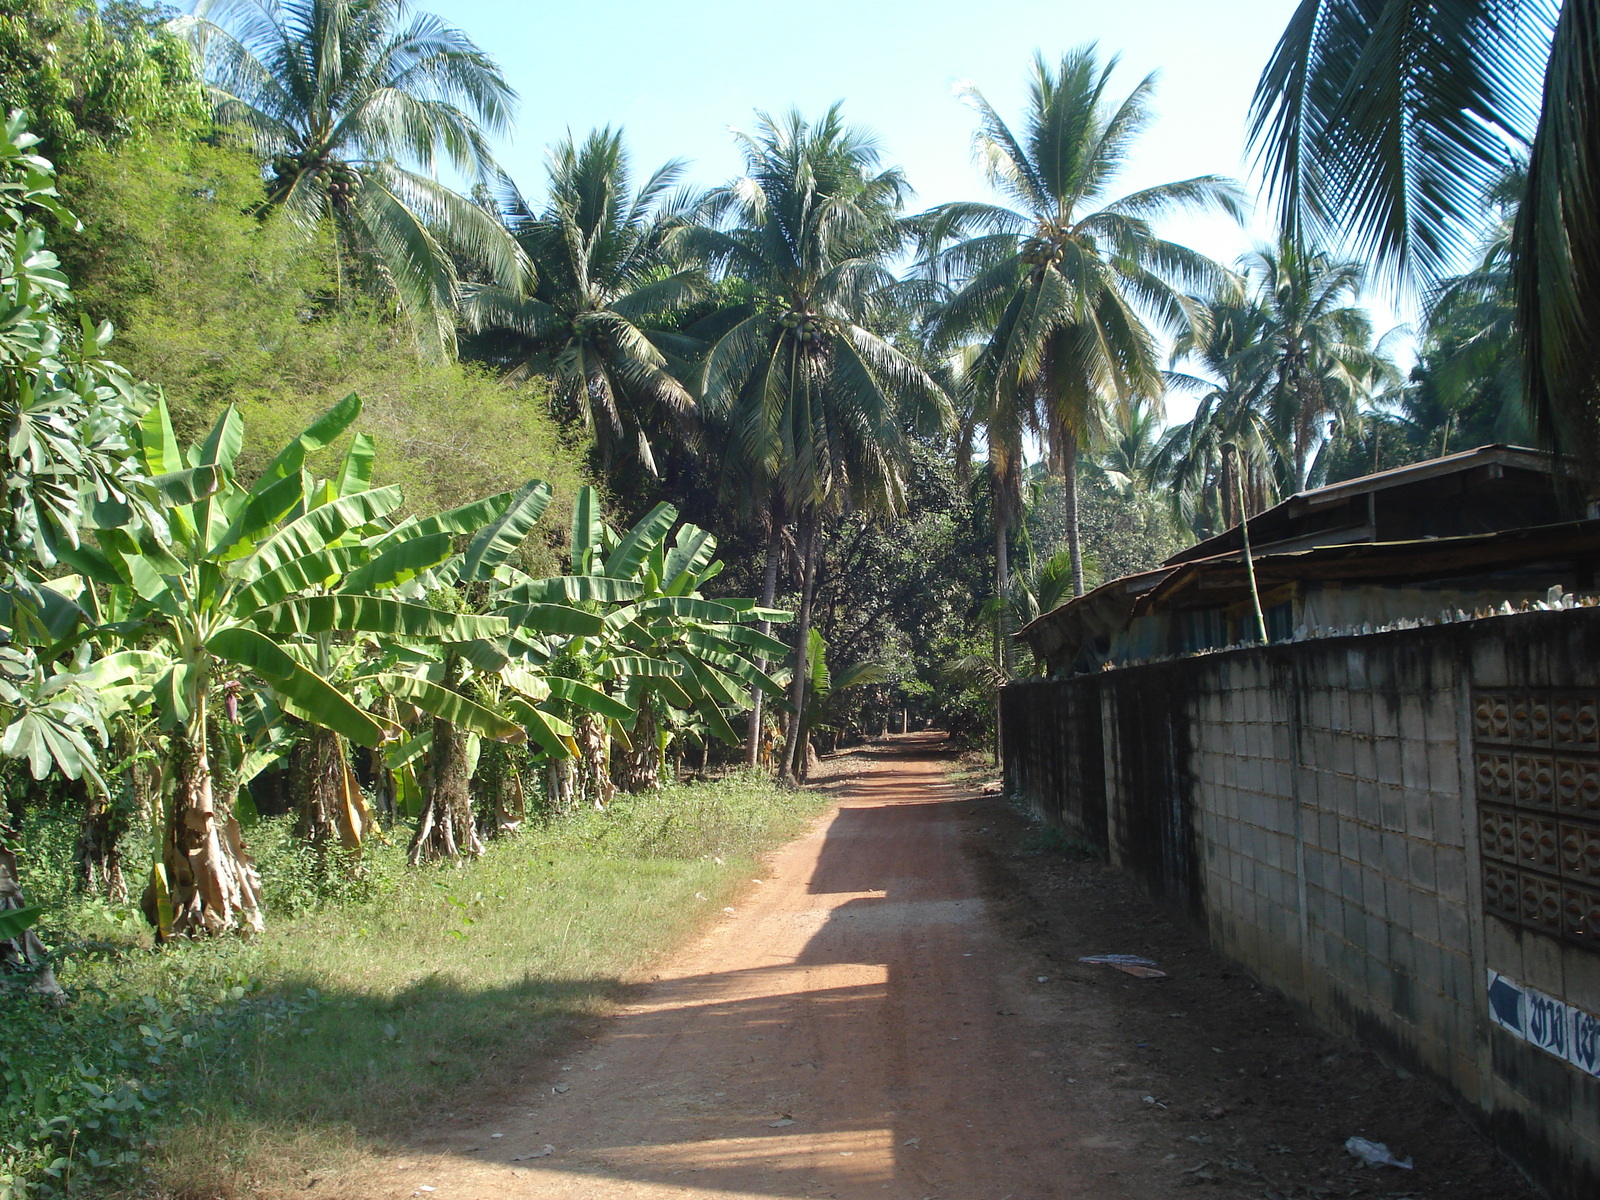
1483,911,1524,980
1405,791,1437,841
1521,929,1564,998
1406,839,1438,892
1330,689,1352,732
1435,847,1468,900
1350,689,1375,736
1400,694,1428,742
1347,648,1370,689
1342,895,1366,943
1353,735,1378,785
1339,854,1363,899
1333,732,1357,777
1331,819,1356,864
1402,737,1430,790
1381,789,1407,833
1320,808,1341,850
1411,889,1442,944
1427,739,1459,792
1359,825,1384,868
1265,831,1287,871
1471,638,1508,689
1440,949,1473,1003
1332,774,1359,818
1562,943,1600,1012
1435,799,1465,848
1425,691,1462,745
1376,737,1403,785
1413,936,1446,993
1438,899,1471,953
1383,832,1409,880
1390,924,1418,974
1271,720,1293,761
1361,877,1387,930
1308,690,1332,731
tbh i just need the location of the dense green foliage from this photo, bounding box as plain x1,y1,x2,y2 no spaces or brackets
55,135,586,543
0,0,206,169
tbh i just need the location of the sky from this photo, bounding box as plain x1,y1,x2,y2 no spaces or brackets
441,0,1413,416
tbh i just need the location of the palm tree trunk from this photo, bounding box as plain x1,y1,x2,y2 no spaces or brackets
993,498,1011,768
1220,449,1238,529
1063,432,1086,598
746,525,782,768
157,690,264,937
781,511,820,784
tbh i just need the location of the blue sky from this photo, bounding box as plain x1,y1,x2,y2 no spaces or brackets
441,0,1411,406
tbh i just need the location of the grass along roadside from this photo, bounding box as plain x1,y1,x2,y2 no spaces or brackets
2,772,830,1199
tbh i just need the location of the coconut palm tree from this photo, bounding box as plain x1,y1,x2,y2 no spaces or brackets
174,0,523,356
1242,239,1397,492
462,128,704,475
921,47,1245,601
1159,282,1281,536
1086,397,1165,498
1249,0,1600,470
685,106,950,780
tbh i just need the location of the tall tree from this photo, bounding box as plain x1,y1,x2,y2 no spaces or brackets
1248,0,1600,471
686,107,949,780
0,0,207,170
1158,282,1280,535
174,0,523,356
921,48,1243,604
463,128,703,476
1239,239,1396,492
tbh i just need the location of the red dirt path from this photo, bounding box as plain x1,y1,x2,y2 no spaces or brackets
359,732,1537,1200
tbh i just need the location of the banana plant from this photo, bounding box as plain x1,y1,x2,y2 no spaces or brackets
501,487,793,796
62,396,511,935
349,476,598,858
791,628,892,770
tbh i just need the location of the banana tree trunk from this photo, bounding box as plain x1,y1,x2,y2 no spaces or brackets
158,699,264,937
0,821,62,996
77,746,135,903
613,694,661,794
293,725,372,857
1063,432,1085,599
745,527,782,768
573,712,613,810
781,512,820,784
471,742,526,838
409,714,483,863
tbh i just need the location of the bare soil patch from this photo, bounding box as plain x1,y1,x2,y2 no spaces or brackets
961,748,1539,1200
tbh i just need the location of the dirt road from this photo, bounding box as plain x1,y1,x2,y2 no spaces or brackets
369,734,1535,1200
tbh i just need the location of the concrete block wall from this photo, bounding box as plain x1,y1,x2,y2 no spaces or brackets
1002,609,1600,1198
1002,679,1108,852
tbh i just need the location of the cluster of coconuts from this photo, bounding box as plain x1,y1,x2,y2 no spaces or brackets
326,164,362,202
269,154,361,202
1020,235,1065,268
780,310,824,342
